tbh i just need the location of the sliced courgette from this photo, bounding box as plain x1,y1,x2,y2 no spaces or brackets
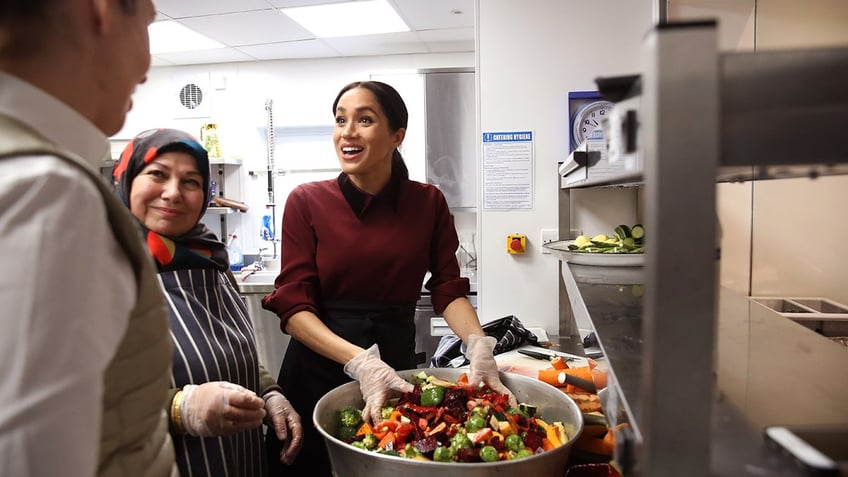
631,224,645,242
614,225,632,241
518,403,537,417
582,412,609,427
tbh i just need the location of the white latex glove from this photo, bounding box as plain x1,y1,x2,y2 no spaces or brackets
465,334,517,407
263,391,303,465
343,344,414,424
180,381,266,437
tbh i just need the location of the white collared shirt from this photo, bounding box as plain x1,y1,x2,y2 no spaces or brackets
0,71,135,477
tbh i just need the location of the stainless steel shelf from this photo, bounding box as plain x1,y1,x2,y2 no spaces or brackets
560,42,848,191
557,21,848,477
209,157,242,166
204,207,233,215
556,261,848,476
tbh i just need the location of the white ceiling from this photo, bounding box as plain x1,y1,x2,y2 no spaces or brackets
151,0,475,66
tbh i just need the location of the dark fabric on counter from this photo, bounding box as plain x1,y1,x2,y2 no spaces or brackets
431,315,539,367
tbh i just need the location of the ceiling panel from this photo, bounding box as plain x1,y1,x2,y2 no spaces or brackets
155,48,257,65
322,32,430,57
178,10,314,46
151,1,476,66
154,0,272,18
236,40,342,61
392,0,474,30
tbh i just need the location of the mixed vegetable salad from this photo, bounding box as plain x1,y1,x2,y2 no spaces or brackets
568,224,645,254
334,372,574,463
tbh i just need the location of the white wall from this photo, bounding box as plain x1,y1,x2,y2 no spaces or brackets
118,52,474,253
475,0,653,332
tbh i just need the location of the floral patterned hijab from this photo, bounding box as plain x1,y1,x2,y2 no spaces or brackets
113,128,229,272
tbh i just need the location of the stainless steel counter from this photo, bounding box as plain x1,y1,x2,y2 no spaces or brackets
561,263,848,476
237,271,289,378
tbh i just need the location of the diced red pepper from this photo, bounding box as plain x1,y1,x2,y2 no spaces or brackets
470,427,493,444
395,423,415,445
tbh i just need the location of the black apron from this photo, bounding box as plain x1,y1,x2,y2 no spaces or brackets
266,300,416,476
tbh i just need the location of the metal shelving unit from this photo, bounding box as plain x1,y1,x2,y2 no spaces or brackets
208,157,242,238
554,21,848,477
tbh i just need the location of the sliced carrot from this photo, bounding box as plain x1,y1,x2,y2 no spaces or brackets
603,426,616,450
592,368,608,390
356,422,373,436
541,437,556,451
378,431,395,449
389,410,403,422
563,366,595,393
574,433,613,456
538,369,567,386
551,356,569,370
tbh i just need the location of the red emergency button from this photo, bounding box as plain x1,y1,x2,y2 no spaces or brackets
506,234,526,254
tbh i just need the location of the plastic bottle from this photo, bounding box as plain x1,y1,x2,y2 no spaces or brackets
208,181,218,207
227,233,244,271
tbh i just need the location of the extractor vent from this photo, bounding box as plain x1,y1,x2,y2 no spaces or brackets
179,83,204,110
172,73,211,119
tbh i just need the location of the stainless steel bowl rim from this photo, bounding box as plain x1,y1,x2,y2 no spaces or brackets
313,368,585,474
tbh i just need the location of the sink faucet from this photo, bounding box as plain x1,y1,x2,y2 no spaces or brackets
240,248,268,281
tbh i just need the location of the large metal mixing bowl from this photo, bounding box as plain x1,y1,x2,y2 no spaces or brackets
314,368,584,477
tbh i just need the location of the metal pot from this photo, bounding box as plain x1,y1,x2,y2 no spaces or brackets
314,368,584,477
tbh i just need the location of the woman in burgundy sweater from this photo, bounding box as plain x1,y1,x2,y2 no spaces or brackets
262,80,513,476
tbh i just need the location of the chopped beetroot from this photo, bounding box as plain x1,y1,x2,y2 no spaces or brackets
455,447,481,462
412,436,439,455
523,426,545,452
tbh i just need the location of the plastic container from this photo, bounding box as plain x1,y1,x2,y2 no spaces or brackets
227,233,244,271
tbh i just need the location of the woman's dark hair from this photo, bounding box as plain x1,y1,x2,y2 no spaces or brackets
332,80,410,179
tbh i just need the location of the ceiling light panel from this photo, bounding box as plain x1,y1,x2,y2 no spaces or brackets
281,0,410,38
148,20,225,54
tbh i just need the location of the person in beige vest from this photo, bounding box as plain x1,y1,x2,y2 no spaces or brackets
0,1,177,476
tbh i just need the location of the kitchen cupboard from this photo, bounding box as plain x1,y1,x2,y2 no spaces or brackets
554,22,848,477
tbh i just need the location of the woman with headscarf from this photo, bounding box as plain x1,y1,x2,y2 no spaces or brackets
114,128,302,476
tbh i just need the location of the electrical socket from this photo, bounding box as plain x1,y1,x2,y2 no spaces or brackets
540,229,559,254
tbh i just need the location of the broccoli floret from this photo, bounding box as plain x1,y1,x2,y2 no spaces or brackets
381,406,395,421
403,443,421,459
361,433,378,450
339,406,363,428
337,425,358,442
378,449,400,457
351,441,368,450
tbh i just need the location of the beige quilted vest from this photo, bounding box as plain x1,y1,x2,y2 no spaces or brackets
0,115,177,477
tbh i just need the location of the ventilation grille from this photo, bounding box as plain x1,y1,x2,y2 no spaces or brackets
172,73,211,119
179,83,204,110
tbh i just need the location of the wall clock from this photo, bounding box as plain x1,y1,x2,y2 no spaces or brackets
568,91,614,151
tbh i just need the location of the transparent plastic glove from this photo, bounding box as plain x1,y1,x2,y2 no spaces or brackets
180,381,266,437
263,391,303,465
343,344,414,423
465,334,517,407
